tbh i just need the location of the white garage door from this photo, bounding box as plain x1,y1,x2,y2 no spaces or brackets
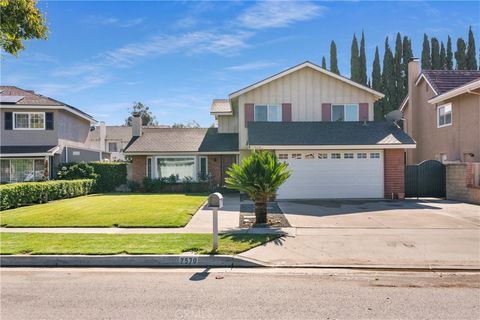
276,150,384,199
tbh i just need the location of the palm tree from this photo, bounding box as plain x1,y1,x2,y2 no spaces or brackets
225,150,291,225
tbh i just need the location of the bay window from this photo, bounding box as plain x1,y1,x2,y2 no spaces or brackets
437,103,452,127
14,112,45,129
332,104,358,121
255,105,281,122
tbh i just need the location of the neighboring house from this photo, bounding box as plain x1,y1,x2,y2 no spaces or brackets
401,59,480,164
125,61,415,199
0,86,108,183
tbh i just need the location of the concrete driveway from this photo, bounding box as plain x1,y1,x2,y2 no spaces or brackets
239,199,480,269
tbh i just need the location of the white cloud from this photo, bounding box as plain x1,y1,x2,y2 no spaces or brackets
85,15,144,28
238,1,325,29
224,61,278,71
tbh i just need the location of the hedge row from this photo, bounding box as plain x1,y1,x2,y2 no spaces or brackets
143,178,211,193
0,179,95,210
57,162,127,192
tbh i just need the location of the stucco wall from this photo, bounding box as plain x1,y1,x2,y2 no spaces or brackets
237,66,377,149
446,163,480,204
57,110,93,148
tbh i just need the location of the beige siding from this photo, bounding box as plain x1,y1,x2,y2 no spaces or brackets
217,101,239,133
238,66,377,149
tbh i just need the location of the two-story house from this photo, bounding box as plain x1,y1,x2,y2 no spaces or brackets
124,61,415,199
401,58,480,164
0,86,108,183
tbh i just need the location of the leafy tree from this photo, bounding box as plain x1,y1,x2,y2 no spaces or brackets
440,42,446,70
172,120,201,128
0,0,48,55
382,37,395,116
226,151,291,225
371,46,383,121
455,38,467,70
431,37,441,69
350,33,360,82
330,40,340,75
421,34,431,70
466,26,477,70
359,31,367,85
321,56,326,69
446,36,453,70
402,36,413,96
125,102,158,126
393,33,403,109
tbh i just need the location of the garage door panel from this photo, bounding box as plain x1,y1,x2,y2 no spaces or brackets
276,150,384,199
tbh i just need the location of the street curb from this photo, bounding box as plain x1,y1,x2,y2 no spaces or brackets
0,255,266,268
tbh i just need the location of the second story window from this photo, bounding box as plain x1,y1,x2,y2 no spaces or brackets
108,142,118,152
255,105,281,122
437,103,452,127
14,112,45,130
332,104,358,121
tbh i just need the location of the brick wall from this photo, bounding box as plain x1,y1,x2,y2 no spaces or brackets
131,155,146,184
446,163,480,204
208,155,222,186
384,149,405,199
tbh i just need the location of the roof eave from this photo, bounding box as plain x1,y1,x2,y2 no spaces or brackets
247,144,416,150
428,79,480,104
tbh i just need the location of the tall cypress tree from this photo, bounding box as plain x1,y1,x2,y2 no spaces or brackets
359,31,367,85
440,42,446,70
330,40,340,75
446,36,453,70
382,37,395,116
393,33,403,110
421,33,431,70
321,56,327,69
431,37,441,69
350,33,360,82
402,36,413,98
466,26,478,70
372,46,383,121
455,38,467,70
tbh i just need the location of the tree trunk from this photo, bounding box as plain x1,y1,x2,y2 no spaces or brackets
254,200,267,225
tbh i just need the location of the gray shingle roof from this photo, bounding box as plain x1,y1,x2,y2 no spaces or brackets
422,70,480,94
0,86,94,120
0,145,58,154
248,122,415,146
124,128,238,153
210,99,232,114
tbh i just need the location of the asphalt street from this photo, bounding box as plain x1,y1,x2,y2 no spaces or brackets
1,268,479,320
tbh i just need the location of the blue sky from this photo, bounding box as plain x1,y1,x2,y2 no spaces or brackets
2,1,479,126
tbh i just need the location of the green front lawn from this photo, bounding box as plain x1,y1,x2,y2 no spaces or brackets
0,194,206,228
0,233,279,255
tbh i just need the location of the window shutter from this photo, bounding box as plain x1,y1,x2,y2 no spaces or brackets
321,103,331,121
244,103,254,127
282,103,292,122
359,103,369,121
45,112,54,130
4,112,13,130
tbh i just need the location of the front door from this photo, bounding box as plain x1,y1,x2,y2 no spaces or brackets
220,155,237,185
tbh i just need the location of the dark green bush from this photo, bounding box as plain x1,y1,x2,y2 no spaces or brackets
0,179,95,210
89,162,127,192
142,177,210,193
57,162,127,192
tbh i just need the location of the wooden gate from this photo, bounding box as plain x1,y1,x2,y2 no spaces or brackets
405,160,446,198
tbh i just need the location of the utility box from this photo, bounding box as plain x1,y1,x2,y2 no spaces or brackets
208,192,223,209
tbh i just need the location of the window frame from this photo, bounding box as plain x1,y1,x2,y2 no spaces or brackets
13,112,46,130
199,156,208,181
331,104,359,122
0,158,46,183
437,103,452,128
331,153,341,159
108,142,118,152
146,157,152,179
254,104,281,122
154,155,197,181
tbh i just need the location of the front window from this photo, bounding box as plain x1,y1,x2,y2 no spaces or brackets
146,157,152,179
332,104,358,121
156,157,195,181
255,105,281,122
14,112,45,130
437,103,452,127
199,157,208,181
1,159,46,183
108,142,118,152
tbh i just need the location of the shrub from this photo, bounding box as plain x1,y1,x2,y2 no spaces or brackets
89,162,127,192
0,179,95,210
57,162,127,192
142,177,210,193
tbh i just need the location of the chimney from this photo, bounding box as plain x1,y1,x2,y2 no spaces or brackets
99,121,107,152
132,112,142,137
407,58,420,94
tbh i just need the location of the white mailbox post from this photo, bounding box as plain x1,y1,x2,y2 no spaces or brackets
208,193,223,251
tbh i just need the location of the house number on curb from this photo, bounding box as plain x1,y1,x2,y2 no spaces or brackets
178,257,199,265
